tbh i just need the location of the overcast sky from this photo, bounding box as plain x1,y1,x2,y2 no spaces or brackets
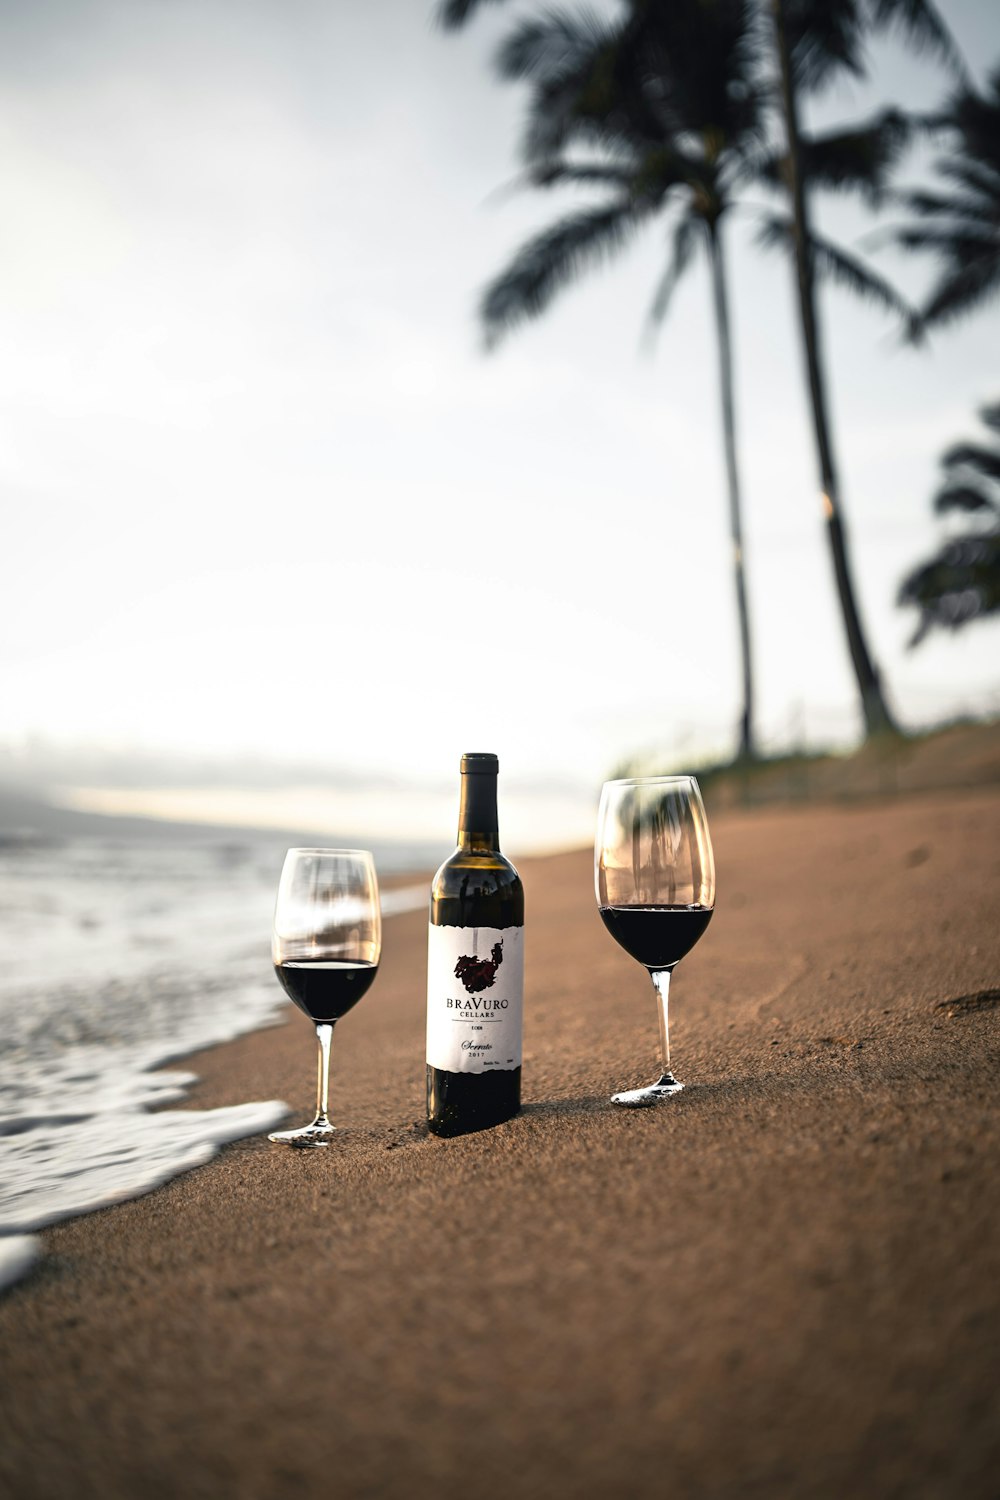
1,0,998,848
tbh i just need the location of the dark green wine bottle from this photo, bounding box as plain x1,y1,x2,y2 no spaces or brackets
426,753,524,1137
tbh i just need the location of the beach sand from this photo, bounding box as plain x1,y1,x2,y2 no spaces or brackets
1,788,998,1499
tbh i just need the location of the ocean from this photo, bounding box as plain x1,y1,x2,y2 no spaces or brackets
0,833,427,1293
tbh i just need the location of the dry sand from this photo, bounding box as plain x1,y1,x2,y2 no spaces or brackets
1,788,998,1499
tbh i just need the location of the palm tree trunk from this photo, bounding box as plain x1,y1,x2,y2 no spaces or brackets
771,0,900,738
707,218,756,761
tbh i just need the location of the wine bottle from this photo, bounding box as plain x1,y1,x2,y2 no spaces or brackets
426,752,524,1137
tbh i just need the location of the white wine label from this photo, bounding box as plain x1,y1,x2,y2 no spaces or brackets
426,924,524,1074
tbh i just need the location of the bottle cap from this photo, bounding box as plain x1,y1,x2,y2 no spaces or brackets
461,752,498,774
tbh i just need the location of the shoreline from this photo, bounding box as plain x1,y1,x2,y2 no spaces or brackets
0,873,432,1286
2,787,998,1499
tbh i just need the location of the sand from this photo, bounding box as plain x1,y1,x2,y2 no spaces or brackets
1,788,998,1499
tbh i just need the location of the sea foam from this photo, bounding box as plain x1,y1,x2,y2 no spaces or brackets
0,839,425,1292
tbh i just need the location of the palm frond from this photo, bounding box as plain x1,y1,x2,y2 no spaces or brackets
921,254,1000,329
480,200,649,348
922,198,997,231
779,0,967,100
809,232,920,327
755,212,790,252
520,133,703,203
495,7,616,86
512,14,657,168
898,528,1000,645
642,213,699,347
769,108,913,204
756,213,919,330
797,108,917,202
820,238,923,330
782,0,865,93
933,483,999,516
935,154,1000,202
525,161,633,191
947,68,1000,153
522,100,660,172
979,402,1000,436
889,70,1000,332
940,442,1000,483
894,224,996,252
901,395,1000,645
437,0,509,32
899,187,963,219
631,0,769,142
868,0,970,85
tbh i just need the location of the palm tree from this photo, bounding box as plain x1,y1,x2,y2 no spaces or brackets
441,1,769,760
441,0,956,748
893,66,1000,329
764,0,965,738
898,401,1000,644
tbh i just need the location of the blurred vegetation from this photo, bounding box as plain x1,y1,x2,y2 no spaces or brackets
899,400,1000,646
611,717,1000,809
894,65,1000,331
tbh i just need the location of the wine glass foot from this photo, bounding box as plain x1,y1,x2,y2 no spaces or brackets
268,1119,338,1148
611,1074,684,1107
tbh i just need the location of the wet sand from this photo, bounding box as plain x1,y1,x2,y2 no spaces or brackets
1,788,998,1499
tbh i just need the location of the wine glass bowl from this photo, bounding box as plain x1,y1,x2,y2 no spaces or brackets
269,848,381,1147
595,777,715,1105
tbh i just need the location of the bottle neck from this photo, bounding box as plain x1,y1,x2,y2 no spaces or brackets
457,773,499,852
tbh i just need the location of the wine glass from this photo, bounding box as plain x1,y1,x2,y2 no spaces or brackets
268,848,381,1147
595,776,715,1106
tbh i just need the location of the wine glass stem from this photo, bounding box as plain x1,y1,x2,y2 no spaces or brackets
652,968,675,1079
315,1023,333,1126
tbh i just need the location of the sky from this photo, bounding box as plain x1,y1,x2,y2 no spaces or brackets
1,0,998,851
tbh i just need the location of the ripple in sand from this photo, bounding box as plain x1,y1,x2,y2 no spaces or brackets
934,988,1000,1018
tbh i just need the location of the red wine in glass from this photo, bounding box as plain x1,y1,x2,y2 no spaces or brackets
274,959,379,1022
268,849,381,1147
595,778,715,1105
